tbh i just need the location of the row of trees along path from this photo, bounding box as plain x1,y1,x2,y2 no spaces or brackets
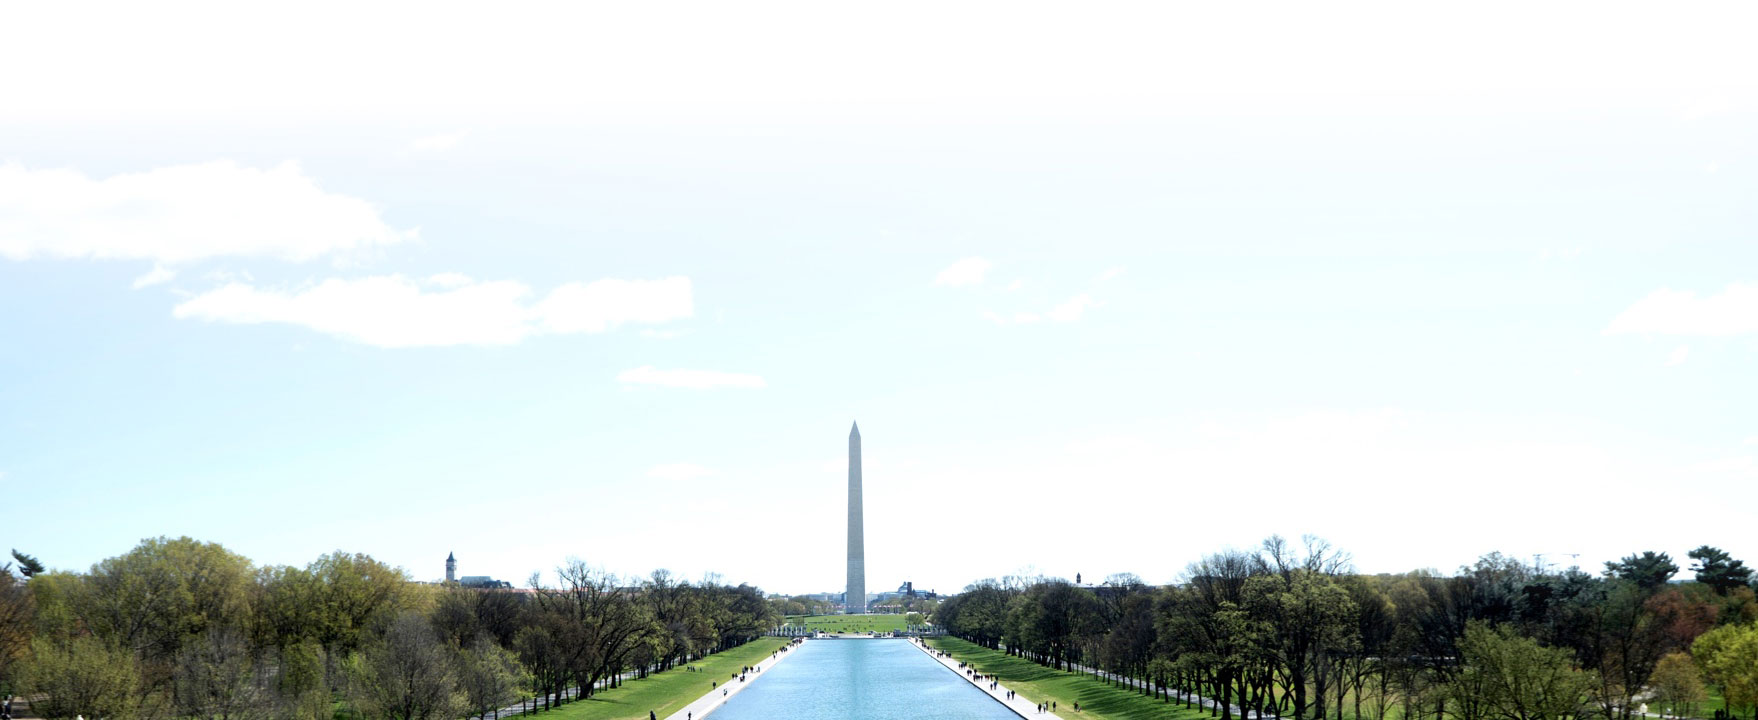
934,536,1758,720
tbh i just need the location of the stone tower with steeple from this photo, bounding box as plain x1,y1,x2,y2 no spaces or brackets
445,552,456,583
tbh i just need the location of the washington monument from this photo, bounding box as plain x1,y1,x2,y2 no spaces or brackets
846,421,866,614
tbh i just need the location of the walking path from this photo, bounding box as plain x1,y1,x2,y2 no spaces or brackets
664,637,806,720
910,637,1060,718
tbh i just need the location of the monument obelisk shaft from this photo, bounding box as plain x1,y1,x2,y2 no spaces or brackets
846,421,866,614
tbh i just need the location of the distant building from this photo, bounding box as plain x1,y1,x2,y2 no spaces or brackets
444,553,509,589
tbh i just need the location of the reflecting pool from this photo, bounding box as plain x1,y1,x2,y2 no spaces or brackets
710,639,1018,719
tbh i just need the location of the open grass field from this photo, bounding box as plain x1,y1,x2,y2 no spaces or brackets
525,637,787,720
782,613,908,633
927,637,1213,720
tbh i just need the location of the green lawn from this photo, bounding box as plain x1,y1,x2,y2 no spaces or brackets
523,637,788,720
926,637,1213,720
1650,684,1746,720
781,614,908,633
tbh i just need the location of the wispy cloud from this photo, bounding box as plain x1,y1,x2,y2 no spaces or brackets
174,275,692,348
1048,294,1097,322
1606,283,1758,336
934,257,992,287
0,161,413,267
616,366,765,389
132,265,176,289
410,130,469,152
1097,266,1126,282
983,294,1101,326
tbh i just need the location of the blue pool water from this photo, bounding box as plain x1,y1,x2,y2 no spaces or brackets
710,639,1018,719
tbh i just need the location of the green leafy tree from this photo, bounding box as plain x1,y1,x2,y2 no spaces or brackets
352,612,461,720
275,639,329,720
1693,622,1758,720
1649,652,1706,717
10,551,44,579
1688,546,1753,595
173,626,271,720
26,635,141,720
0,567,33,693
455,637,527,720
1453,622,1595,720
1603,552,1678,591
80,536,255,665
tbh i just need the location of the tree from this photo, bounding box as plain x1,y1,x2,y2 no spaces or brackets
25,635,140,720
1603,552,1678,591
0,567,32,693
174,626,271,720
352,612,461,720
1649,652,1706,717
1693,622,1758,720
10,550,44,579
456,637,527,720
1688,546,1753,595
80,536,256,667
274,639,329,720
1453,622,1595,720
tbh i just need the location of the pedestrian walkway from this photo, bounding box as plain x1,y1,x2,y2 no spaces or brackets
909,637,1059,718
664,637,806,720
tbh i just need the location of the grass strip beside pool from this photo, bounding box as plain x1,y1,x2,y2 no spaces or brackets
926,637,1213,720
529,637,788,720
781,614,908,633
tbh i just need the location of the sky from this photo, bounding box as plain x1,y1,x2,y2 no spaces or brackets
3,1,1757,597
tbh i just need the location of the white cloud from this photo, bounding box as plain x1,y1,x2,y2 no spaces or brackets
1006,278,1025,292
1745,436,1758,446
1047,294,1097,322
934,257,992,287
1097,266,1126,282
173,275,691,348
132,264,176,289
426,272,473,288
410,130,469,152
1665,345,1690,367
0,161,413,266
1605,283,1758,336
616,366,766,389
646,463,716,481
535,277,693,334
982,297,1096,325
640,329,687,340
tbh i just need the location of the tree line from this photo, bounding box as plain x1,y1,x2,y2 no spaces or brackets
0,538,780,720
933,536,1758,720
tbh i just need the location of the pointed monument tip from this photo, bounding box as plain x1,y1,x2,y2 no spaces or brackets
850,420,859,435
